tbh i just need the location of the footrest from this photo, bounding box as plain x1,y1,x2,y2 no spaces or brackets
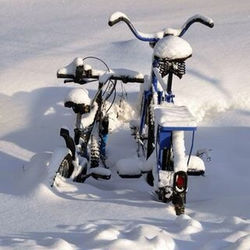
89,167,111,180
116,158,143,179
187,155,205,176
118,174,142,178
187,170,205,176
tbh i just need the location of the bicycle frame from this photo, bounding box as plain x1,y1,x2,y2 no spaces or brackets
140,56,197,164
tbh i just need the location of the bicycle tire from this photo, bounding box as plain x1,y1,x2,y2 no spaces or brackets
57,153,74,178
172,192,186,215
146,170,154,186
90,133,100,168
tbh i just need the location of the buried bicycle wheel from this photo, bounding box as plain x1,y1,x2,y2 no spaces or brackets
57,153,74,178
48,147,74,187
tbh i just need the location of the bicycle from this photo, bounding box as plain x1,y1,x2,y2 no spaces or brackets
108,12,214,215
49,57,144,187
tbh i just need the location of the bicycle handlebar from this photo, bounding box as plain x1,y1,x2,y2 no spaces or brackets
109,12,158,42
108,12,214,41
57,58,144,84
179,14,214,37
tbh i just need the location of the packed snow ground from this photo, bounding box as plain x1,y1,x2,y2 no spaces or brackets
1,0,250,249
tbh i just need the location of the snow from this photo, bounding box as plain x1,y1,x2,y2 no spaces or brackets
1,0,250,249
99,68,144,83
109,11,130,24
79,102,98,129
154,104,197,128
65,88,91,105
172,131,187,172
57,57,84,77
187,155,205,172
153,36,192,60
89,167,111,177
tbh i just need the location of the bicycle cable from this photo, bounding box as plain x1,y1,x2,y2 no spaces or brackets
81,56,123,116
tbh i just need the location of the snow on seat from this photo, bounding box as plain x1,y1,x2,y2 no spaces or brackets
154,104,197,130
153,36,192,60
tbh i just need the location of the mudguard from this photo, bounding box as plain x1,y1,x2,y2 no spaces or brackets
60,128,76,160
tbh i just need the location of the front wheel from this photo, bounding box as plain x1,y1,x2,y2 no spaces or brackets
146,171,154,186
48,147,74,187
57,153,74,178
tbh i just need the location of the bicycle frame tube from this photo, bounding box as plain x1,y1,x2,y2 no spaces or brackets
139,57,175,135
152,58,175,104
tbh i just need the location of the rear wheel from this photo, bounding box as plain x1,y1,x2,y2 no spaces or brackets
172,192,186,215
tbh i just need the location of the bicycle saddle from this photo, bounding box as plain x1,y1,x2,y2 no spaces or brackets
64,88,91,114
153,36,192,61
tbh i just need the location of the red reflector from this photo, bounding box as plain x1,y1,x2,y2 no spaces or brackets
176,175,185,189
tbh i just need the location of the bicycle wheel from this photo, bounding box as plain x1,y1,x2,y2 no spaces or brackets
90,133,100,168
172,192,186,215
57,153,74,178
162,148,174,171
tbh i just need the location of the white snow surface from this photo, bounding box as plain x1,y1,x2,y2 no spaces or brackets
1,0,250,249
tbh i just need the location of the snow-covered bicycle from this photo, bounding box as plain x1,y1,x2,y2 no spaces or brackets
108,12,214,215
49,57,144,187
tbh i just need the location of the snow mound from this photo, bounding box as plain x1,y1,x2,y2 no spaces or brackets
226,234,250,250
0,237,75,250
70,222,176,250
175,214,203,234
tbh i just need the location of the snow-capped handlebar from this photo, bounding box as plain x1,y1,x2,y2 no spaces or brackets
108,12,214,41
109,12,158,42
57,57,144,84
179,14,214,37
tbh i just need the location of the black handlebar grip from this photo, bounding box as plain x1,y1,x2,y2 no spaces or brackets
208,22,214,28
108,18,122,26
108,12,130,27
198,16,214,28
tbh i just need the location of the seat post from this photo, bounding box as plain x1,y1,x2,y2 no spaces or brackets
167,72,173,99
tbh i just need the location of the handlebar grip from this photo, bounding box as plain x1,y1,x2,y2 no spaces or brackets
195,15,214,28
108,12,130,26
